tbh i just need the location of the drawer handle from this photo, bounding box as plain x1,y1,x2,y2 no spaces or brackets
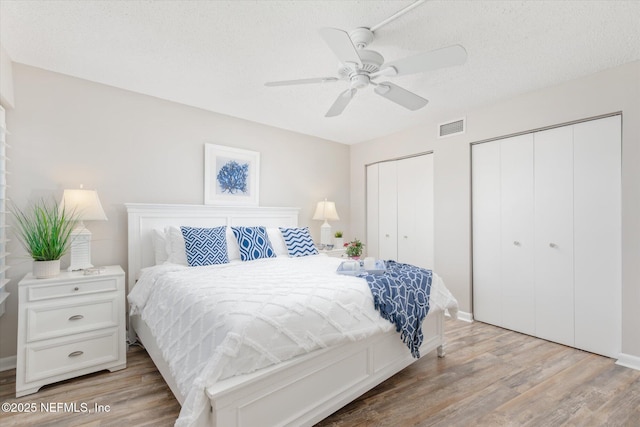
549,242,558,248
68,351,84,358
68,315,84,321
73,287,80,291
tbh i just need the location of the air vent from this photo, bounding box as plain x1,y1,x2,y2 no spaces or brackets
438,118,466,138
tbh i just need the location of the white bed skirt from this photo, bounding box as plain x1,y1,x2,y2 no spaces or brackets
131,308,445,427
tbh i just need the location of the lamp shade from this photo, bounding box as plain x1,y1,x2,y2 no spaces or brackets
312,199,340,221
60,189,108,221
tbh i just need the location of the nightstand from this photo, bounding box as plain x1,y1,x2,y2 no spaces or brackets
319,248,346,258
16,265,126,397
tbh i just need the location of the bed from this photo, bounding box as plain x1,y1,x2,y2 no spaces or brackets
126,203,458,427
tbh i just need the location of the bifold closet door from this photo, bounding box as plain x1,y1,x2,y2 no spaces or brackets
472,134,535,333
573,116,621,357
367,154,434,268
397,155,434,269
500,134,535,335
377,161,398,261
534,126,575,347
366,164,380,259
472,141,502,327
473,115,621,357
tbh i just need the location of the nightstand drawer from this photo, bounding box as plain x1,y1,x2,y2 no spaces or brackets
27,277,119,302
27,297,119,342
25,329,120,383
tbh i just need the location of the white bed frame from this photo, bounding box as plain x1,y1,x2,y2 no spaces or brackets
126,203,446,427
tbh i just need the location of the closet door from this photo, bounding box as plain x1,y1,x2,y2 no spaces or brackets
366,164,380,258
500,134,535,335
573,116,621,357
398,155,434,269
534,126,574,347
472,141,502,326
378,161,398,260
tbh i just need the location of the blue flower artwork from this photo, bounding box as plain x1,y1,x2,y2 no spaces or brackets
205,144,259,205
216,159,250,195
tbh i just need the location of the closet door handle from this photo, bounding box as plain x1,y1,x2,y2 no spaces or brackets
549,242,558,248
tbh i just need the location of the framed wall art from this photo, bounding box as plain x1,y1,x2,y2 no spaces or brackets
204,144,260,205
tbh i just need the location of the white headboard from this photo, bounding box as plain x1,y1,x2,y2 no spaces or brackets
126,203,300,288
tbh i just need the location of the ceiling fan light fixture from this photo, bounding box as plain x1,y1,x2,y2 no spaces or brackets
350,74,370,89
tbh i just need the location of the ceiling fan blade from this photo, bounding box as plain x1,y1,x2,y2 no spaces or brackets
374,82,428,111
265,77,339,87
384,44,467,76
318,28,362,68
325,89,356,117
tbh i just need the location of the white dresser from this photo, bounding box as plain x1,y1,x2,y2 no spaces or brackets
16,265,127,397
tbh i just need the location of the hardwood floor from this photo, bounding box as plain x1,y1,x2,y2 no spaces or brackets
1,319,638,426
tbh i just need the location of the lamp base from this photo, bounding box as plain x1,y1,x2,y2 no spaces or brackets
68,226,94,271
320,221,332,247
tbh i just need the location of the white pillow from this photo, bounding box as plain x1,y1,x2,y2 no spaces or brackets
152,229,168,265
164,226,241,264
267,227,289,257
164,226,188,265
226,227,241,261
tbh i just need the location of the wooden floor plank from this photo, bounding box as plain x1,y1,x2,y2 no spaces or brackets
1,319,639,426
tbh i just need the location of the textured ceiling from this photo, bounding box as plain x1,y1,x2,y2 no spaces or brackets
1,0,639,144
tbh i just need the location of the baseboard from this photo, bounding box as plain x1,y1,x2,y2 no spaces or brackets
446,310,473,323
616,353,640,371
0,355,16,372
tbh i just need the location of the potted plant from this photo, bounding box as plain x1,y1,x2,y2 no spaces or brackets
344,238,364,259
12,198,77,278
334,230,344,248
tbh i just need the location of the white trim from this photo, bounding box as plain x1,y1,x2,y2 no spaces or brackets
616,353,640,371
0,355,16,372
448,310,473,323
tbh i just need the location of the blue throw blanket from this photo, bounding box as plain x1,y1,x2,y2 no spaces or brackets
362,260,433,358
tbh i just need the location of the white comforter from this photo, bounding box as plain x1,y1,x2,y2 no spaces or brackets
128,255,458,427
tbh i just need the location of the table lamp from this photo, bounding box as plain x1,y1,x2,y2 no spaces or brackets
60,187,108,271
312,198,340,247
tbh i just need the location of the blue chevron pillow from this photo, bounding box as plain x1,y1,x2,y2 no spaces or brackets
279,227,318,257
180,226,229,266
231,226,276,261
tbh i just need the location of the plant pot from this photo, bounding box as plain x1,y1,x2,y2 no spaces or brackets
334,237,344,248
33,259,61,279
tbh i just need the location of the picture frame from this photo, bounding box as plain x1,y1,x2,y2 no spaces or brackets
204,144,260,206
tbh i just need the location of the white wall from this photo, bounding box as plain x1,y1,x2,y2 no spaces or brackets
0,64,351,360
350,61,640,359
0,45,14,108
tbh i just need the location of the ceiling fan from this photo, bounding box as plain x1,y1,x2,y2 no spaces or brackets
265,0,467,117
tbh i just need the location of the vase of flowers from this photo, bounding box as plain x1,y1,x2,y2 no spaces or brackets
12,198,77,278
344,238,364,259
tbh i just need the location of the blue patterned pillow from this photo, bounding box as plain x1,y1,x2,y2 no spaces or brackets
231,226,276,261
279,227,318,257
180,226,229,266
